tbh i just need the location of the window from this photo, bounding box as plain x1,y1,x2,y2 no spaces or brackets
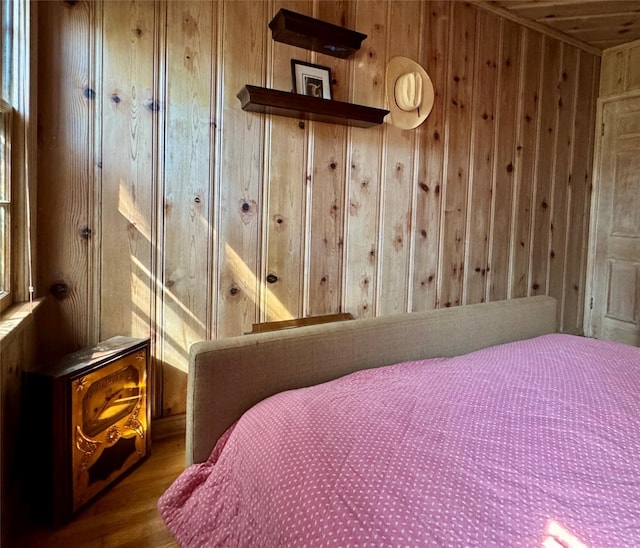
0,99,10,311
0,0,13,313
0,0,31,314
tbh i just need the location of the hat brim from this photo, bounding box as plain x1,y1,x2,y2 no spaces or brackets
385,56,434,130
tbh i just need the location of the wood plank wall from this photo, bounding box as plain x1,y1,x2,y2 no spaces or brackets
1,306,37,545
36,0,600,417
600,38,640,97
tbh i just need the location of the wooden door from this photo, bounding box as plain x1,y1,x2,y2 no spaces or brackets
588,95,640,346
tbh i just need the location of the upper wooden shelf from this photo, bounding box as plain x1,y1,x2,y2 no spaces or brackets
268,8,367,59
237,85,389,129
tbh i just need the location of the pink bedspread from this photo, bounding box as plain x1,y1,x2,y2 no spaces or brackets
159,334,640,546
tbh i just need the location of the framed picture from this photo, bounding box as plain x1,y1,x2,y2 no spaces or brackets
291,60,332,100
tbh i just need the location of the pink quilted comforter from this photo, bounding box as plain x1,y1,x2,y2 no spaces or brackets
159,334,640,547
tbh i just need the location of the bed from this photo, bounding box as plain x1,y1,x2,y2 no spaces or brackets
158,296,640,546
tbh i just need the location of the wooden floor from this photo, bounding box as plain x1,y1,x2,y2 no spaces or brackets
15,430,185,548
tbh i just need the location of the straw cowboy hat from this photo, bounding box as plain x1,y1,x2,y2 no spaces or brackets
385,56,434,129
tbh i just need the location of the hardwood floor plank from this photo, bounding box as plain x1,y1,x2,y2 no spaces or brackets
17,432,184,547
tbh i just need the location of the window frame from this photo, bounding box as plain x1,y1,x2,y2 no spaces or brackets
0,0,33,315
0,98,11,313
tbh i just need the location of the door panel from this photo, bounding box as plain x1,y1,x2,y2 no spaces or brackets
590,96,640,346
605,260,638,323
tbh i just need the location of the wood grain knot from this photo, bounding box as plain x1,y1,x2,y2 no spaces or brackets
50,282,69,300
145,99,160,112
266,274,278,284
84,88,96,101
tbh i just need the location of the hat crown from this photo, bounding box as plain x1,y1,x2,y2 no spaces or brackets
385,56,434,129
395,72,422,112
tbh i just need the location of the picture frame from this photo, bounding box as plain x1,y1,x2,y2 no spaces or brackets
291,59,332,100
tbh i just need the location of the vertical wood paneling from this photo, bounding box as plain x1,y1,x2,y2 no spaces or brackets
160,1,214,414
306,120,346,316
464,11,500,305
627,42,640,91
263,1,310,321
216,1,266,336
489,20,521,302
530,37,562,296
0,313,36,545
548,46,579,327
378,0,421,315
599,48,625,96
599,39,640,96
344,0,387,318
35,0,602,416
563,52,598,334
100,1,155,342
438,2,476,308
412,1,450,312
511,30,542,298
36,1,92,355
306,1,353,316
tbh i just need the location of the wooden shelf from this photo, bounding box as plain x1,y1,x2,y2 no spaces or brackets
268,8,366,59
237,85,389,129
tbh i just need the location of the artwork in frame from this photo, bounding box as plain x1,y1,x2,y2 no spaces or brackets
291,60,332,100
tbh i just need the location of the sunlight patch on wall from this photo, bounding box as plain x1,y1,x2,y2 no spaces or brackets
118,182,151,242
223,241,294,323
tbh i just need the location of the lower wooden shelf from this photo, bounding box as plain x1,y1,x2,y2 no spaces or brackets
237,85,389,128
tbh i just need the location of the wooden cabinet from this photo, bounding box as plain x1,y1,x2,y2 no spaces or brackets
24,337,151,527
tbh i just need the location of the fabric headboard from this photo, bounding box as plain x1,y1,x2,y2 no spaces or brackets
186,295,557,465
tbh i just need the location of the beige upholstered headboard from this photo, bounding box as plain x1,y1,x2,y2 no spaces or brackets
186,296,557,465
